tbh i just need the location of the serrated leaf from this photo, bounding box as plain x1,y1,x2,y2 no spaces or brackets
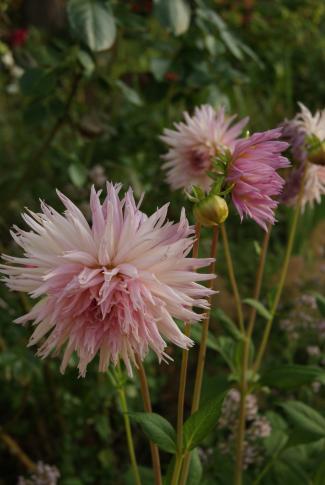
243,298,272,320
261,365,325,390
183,393,225,451
67,0,116,52
280,401,325,437
129,412,176,453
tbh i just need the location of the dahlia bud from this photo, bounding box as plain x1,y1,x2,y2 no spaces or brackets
308,140,325,166
193,195,228,227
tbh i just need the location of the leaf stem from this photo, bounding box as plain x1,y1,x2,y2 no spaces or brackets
171,223,201,485
234,226,272,484
135,356,162,485
179,225,219,485
0,429,36,472
220,224,244,333
111,367,142,485
253,168,306,373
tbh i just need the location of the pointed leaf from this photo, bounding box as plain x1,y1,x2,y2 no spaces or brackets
261,365,325,390
280,401,325,437
243,298,272,320
129,412,176,453
183,393,225,451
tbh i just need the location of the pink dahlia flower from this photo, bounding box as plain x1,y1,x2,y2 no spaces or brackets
281,103,325,211
161,105,248,191
0,183,214,376
227,129,290,230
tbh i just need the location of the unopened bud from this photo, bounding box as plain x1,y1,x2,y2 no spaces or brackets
308,140,325,166
193,195,228,227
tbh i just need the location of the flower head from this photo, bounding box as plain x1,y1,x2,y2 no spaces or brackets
281,103,325,211
161,105,248,191
0,183,214,376
226,129,290,230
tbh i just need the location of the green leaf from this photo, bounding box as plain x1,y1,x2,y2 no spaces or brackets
115,80,143,106
187,448,202,485
67,0,116,52
243,298,272,320
189,324,220,352
77,50,95,76
20,68,56,98
183,393,225,451
68,163,87,188
154,0,191,36
150,58,170,81
314,292,325,317
280,401,325,437
314,459,325,485
129,412,176,453
212,308,242,341
261,365,325,390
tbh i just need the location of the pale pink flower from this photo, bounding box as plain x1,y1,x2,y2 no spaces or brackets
0,183,214,376
281,103,325,211
161,105,248,191
227,129,290,230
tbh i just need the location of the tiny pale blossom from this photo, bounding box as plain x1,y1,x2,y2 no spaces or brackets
1,183,214,376
161,104,248,191
226,129,290,230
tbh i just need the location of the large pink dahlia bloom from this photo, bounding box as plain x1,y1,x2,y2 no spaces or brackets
161,105,248,191
227,129,290,230
0,183,214,376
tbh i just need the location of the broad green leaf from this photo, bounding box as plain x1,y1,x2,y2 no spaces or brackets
243,298,272,320
129,412,176,453
187,448,202,485
261,365,325,390
115,80,143,106
67,0,116,52
280,401,325,437
77,50,95,76
154,0,191,36
150,58,171,81
314,292,325,317
183,393,225,451
264,429,288,457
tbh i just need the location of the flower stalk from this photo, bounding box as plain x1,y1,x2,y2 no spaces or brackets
110,367,142,485
178,225,219,485
234,226,272,485
135,356,162,485
220,224,244,333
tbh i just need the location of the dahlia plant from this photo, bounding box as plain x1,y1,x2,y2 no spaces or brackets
1,103,323,485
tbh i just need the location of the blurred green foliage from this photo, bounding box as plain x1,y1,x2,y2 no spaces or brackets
0,0,324,483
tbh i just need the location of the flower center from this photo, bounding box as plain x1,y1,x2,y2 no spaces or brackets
189,149,212,173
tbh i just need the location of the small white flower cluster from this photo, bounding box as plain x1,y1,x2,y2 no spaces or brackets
17,462,60,485
218,389,271,469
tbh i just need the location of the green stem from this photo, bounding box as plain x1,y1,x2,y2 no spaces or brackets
234,226,272,485
179,225,219,485
111,368,142,485
135,357,162,485
171,453,184,485
253,169,306,373
220,224,244,333
171,223,201,484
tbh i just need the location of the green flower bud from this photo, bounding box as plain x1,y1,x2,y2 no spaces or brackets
193,195,229,227
308,140,325,166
